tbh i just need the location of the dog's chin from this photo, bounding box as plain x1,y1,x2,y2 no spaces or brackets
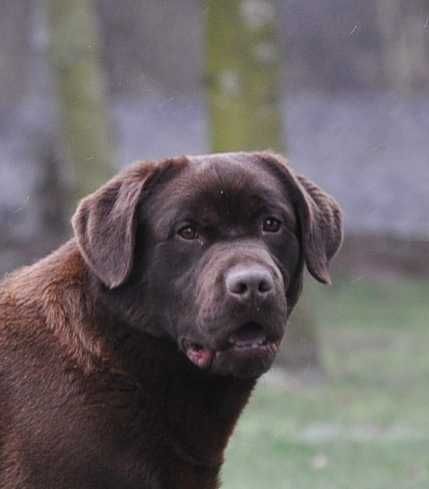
181,322,283,379
211,344,279,378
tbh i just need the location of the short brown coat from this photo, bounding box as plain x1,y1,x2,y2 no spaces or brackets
0,152,342,488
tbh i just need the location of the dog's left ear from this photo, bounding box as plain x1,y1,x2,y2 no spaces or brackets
72,159,184,289
258,153,343,284
294,173,343,284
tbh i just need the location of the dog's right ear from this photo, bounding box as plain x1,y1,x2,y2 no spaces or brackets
257,152,343,285
72,159,184,289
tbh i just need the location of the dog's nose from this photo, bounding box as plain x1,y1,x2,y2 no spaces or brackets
225,266,274,301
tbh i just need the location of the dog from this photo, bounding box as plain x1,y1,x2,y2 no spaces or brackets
0,152,342,488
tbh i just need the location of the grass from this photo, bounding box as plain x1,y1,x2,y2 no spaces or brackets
222,277,429,489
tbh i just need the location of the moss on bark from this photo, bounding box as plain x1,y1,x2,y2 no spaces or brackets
207,0,283,151
45,0,114,202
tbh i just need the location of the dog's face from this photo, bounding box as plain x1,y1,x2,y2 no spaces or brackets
73,152,343,378
136,155,300,378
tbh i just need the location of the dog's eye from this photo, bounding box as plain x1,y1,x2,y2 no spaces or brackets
262,217,282,233
178,225,199,240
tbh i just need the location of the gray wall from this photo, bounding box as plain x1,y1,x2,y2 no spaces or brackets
0,0,428,274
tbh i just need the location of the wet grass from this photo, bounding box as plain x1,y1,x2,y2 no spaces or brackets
222,277,429,489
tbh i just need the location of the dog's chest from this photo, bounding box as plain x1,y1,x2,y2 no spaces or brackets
4,364,220,489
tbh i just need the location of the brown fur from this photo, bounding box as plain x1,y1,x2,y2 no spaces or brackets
0,152,342,488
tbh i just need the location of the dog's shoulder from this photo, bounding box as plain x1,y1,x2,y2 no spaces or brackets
0,240,107,373
0,240,80,329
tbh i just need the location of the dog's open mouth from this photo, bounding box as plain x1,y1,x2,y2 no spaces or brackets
182,322,280,370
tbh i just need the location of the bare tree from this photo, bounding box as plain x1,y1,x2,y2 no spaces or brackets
376,0,429,93
45,0,115,204
207,0,282,150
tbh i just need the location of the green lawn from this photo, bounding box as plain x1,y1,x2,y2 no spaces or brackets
222,278,429,489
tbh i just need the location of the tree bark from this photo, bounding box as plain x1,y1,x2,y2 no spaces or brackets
376,0,429,94
275,296,324,379
45,0,115,204
207,0,282,150
206,0,322,375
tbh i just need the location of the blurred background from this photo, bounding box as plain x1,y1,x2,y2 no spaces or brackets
0,1,428,487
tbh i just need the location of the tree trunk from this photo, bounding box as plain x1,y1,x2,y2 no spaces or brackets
275,296,324,380
376,0,428,94
207,0,282,150
206,0,322,375
45,0,115,204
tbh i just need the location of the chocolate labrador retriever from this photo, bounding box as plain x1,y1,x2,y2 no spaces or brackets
0,152,342,488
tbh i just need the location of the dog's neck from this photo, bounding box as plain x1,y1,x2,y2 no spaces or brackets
156,342,256,469
107,321,257,470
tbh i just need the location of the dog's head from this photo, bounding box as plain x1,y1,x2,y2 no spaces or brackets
73,152,343,378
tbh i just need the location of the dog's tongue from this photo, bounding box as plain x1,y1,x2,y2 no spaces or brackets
186,345,214,369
